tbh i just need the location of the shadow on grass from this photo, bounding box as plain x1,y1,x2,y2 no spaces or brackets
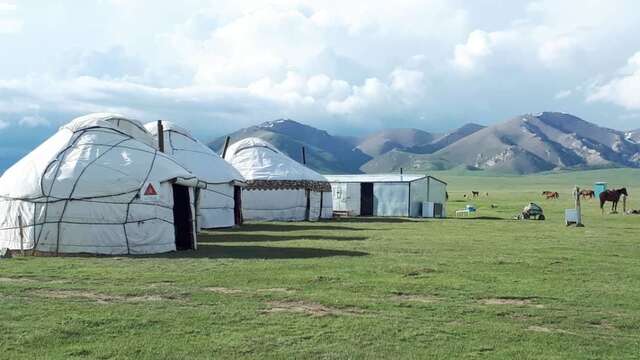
451,216,508,221
209,222,368,233
331,217,417,224
199,233,368,243
147,244,369,259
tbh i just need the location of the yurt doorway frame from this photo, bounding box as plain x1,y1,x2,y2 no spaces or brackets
234,185,243,226
360,183,374,216
172,184,194,250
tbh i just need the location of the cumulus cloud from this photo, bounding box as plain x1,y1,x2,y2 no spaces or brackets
588,51,640,110
0,2,21,34
0,0,640,140
0,119,9,130
19,115,49,127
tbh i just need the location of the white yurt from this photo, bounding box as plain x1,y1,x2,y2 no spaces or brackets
224,137,333,221
145,121,245,229
0,113,201,255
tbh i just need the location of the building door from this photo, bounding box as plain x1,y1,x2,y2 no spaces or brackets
172,185,194,250
360,183,374,216
234,186,243,226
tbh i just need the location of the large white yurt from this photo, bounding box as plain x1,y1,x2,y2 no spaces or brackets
145,121,245,229
224,137,333,221
0,113,201,255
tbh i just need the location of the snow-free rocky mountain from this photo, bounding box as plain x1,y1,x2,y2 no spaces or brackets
209,119,372,173
363,113,640,174
210,112,640,174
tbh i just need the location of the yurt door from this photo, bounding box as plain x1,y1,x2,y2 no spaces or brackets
234,186,243,226
360,183,374,216
172,185,194,250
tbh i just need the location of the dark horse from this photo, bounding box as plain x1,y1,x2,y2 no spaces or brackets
599,188,628,214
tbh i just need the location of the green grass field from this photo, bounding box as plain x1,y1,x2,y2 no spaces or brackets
1,169,639,359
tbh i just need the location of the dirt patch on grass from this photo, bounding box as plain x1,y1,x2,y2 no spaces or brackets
0,277,67,284
479,297,544,308
256,288,296,294
588,319,616,330
527,326,574,335
261,300,363,317
32,290,174,304
205,287,243,294
391,292,440,303
404,268,437,277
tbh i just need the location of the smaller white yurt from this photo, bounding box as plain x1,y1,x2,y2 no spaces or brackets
0,113,201,255
224,138,332,221
145,121,246,229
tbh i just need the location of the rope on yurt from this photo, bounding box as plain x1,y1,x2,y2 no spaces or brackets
55,138,131,254
123,147,159,254
33,128,92,254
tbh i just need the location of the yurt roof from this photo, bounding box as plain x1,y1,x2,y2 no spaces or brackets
0,113,196,201
224,137,330,191
64,113,156,148
144,121,245,185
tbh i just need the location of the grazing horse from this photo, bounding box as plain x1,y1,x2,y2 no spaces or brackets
542,191,559,200
580,189,595,199
599,188,628,214
471,191,480,198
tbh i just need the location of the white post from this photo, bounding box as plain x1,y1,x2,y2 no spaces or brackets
575,186,584,227
622,195,627,214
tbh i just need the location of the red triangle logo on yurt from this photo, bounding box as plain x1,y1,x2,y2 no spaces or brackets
144,183,158,196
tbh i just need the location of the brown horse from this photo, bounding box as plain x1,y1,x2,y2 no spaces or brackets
542,191,559,200
471,191,480,198
580,189,595,199
600,188,628,214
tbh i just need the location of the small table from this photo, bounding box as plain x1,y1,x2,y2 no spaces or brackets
456,209,476,217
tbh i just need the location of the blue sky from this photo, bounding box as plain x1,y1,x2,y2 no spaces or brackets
1,0,640,167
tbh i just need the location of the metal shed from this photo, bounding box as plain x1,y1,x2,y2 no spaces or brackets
325,174,447,217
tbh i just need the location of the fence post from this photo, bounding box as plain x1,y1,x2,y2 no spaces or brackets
622,195,627,214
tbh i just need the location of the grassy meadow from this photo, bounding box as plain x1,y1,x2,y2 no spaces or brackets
1,169,640,359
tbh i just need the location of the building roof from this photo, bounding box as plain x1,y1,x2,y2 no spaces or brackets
325,174,427,183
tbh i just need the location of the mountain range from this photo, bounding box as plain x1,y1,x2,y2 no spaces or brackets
209,112,640,175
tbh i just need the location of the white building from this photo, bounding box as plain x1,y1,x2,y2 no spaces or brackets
325,174,447,217
145,121,245,229
224,137,332,221
0,113,201,255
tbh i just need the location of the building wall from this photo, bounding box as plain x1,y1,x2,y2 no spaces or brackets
427,178,447,216
373,183,409,217
331,182,361,215
408,178,429,217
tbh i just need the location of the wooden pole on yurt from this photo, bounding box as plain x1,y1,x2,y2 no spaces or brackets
301,146,310,220
157,120,165,153
222,136,231,158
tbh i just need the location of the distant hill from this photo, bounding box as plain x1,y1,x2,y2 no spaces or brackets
627,129,640,143
208,119,371,173
356,128,438,157
362,112,640,174
405,123,485,154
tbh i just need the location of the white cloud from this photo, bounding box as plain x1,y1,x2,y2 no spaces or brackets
1,0,640,137
0,18,20,34
554,90,572,100
587,51,640,110
0,119,8,130
19,115,49,127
